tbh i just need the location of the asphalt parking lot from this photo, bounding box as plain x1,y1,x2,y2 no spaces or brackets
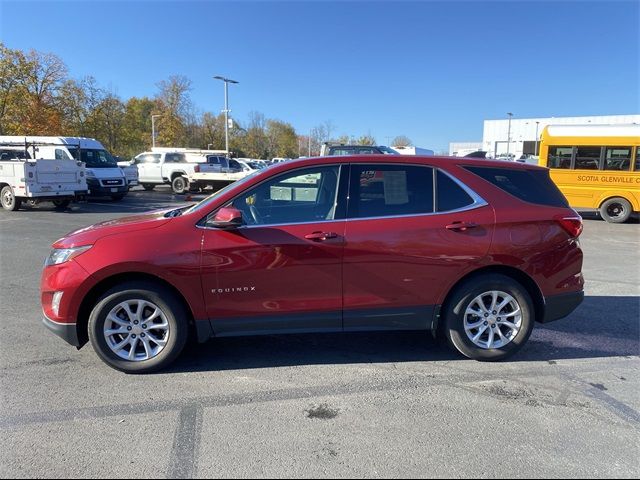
0,187,638,478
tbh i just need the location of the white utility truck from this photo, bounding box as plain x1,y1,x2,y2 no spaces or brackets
127,148,228,194
0,136,128,200
0,141,88,211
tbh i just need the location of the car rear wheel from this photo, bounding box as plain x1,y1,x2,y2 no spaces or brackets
443,274,534,361
599,197,632,223
1,186,21,211
171,176,189,194
88,282,189,373
142,183,155,191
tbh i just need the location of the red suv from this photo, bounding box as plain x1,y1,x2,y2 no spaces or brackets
41,156,584,373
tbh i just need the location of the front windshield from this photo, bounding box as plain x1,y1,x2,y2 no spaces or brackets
184,169,262,215
70,148,118,168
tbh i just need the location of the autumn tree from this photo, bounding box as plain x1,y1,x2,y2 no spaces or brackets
155,75,192,146
392,135,413,147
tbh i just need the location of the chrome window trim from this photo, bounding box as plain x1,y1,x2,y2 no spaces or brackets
197,162,489,230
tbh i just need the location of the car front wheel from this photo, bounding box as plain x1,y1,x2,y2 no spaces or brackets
443,274,534,361
88,282,188,373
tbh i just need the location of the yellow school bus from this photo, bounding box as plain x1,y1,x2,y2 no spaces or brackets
539,124,640,223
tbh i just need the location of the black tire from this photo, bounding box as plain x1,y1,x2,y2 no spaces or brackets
443,274,534,361
111,194,126,201
52,199,71,210
599,197,632,224
142,184,155,191
1,186,21,211
171,176,189,194
88,282,189,373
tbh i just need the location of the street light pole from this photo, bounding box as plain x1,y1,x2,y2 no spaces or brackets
213,76,239,155
534,121,540,156
151,114,162,149
506,112,513,160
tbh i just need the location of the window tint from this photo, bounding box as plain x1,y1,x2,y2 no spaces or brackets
548,146,573,169
230,166,340,226
465,166,569,208
348,165,434,219
436,170,474,212
604,147,631,171
574,146,602,170
636,148,640,172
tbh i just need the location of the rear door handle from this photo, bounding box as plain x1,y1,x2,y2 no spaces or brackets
445,222,478,231
305,231,338,241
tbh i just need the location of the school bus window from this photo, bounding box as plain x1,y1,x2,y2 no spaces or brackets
635,148,639,171
574,146,602,170
548,146,573,169
604,147,631,171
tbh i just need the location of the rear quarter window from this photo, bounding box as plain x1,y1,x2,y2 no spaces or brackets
465,166,569,208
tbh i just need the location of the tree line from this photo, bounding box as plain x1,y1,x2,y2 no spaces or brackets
0,44,413,159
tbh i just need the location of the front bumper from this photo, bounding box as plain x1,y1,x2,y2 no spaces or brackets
86,178,128,196
542,290,584,323
42,313,80,347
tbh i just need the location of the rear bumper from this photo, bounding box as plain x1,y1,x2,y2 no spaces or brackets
541,290,584,323
42,314,80,347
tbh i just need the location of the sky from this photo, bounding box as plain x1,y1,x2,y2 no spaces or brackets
1,0,638,152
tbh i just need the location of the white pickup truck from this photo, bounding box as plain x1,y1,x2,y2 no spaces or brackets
127,150,204,194
0,145,88,211
189,156,255,191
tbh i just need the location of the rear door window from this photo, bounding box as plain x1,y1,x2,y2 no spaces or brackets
465,166,569,207
348,164,434,218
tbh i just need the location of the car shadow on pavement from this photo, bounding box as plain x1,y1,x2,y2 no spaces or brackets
165,295,640,373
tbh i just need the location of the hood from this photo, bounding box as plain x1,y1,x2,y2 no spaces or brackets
53,208,174,248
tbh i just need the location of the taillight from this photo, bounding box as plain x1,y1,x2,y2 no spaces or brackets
194,165,200,173
555,215,583,238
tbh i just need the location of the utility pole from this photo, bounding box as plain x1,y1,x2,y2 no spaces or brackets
506,112,513,160
213,76,239,155
534,121,540,156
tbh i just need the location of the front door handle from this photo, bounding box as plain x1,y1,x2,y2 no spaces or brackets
305,231,338,241
446,222,478,231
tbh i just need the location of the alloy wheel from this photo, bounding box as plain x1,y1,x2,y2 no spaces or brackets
463,290,522,349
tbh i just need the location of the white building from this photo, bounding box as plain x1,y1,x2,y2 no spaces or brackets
450,114,640,159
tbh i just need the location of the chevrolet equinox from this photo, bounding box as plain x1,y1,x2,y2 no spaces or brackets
41,156,584,373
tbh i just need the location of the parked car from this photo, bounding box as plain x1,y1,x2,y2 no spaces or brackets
320,143,399,156
41,155,584,373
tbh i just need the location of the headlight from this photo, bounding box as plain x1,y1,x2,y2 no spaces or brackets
45,245,92,266
86,169,96,178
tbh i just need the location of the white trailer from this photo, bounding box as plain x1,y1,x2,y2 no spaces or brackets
0,142,88,211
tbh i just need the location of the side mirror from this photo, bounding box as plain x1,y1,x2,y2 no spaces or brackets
210,206,243,229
